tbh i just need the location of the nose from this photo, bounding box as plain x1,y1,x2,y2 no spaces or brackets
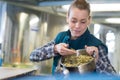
75,22,81,28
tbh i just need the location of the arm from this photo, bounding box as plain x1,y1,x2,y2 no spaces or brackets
96,45,116,75
30,41,56,62
30,41,76,62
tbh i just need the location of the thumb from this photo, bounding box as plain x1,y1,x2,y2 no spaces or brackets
85,45,88,49
62,43,69,48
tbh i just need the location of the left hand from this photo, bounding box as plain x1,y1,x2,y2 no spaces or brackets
54,43,76,56
85,45,99,62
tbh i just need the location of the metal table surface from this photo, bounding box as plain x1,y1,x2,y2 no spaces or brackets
0,67,37,80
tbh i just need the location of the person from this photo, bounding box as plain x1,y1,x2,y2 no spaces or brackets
30,0,116,75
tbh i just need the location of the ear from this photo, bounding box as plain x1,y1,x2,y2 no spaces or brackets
87,16,91,26
66,12,69,23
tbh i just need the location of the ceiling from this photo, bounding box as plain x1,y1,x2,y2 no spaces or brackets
1,0,120,27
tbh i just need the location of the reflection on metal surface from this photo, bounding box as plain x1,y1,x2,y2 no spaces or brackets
17,12,28,62
106,18,120,24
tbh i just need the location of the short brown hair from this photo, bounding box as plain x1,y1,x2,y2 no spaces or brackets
68,0,90,16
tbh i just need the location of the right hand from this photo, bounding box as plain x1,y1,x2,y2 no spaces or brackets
54,43,76,55
85,45,99,62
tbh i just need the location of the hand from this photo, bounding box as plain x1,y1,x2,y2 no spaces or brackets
54,43,76,55
85,45,99,62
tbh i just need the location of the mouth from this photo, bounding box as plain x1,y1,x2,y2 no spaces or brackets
73,30,81,33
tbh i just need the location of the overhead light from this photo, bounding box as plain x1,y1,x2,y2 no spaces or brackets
91,3,120,12
105,18,120,24
62,5,70,11
62,3,120,12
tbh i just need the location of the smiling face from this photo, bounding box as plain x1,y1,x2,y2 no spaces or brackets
67,7,91,39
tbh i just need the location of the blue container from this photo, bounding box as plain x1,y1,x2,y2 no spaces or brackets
0,58,2,66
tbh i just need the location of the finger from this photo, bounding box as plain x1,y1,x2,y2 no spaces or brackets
85,46,99,62
85,45,87,49
60,48,76,55
94,55,98,63
62,43,69,48
85,46,92,55
90,48,98,62
94,50,99,62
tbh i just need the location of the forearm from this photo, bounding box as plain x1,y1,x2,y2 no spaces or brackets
30,41,56,62
96,45,116,75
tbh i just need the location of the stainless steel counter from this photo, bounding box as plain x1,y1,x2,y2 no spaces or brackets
0,67,36,80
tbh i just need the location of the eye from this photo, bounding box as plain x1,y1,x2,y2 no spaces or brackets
81,20,87,24
71,20,77,23
81,21,86,24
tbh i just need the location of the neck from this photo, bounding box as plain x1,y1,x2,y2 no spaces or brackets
71,36,78,40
